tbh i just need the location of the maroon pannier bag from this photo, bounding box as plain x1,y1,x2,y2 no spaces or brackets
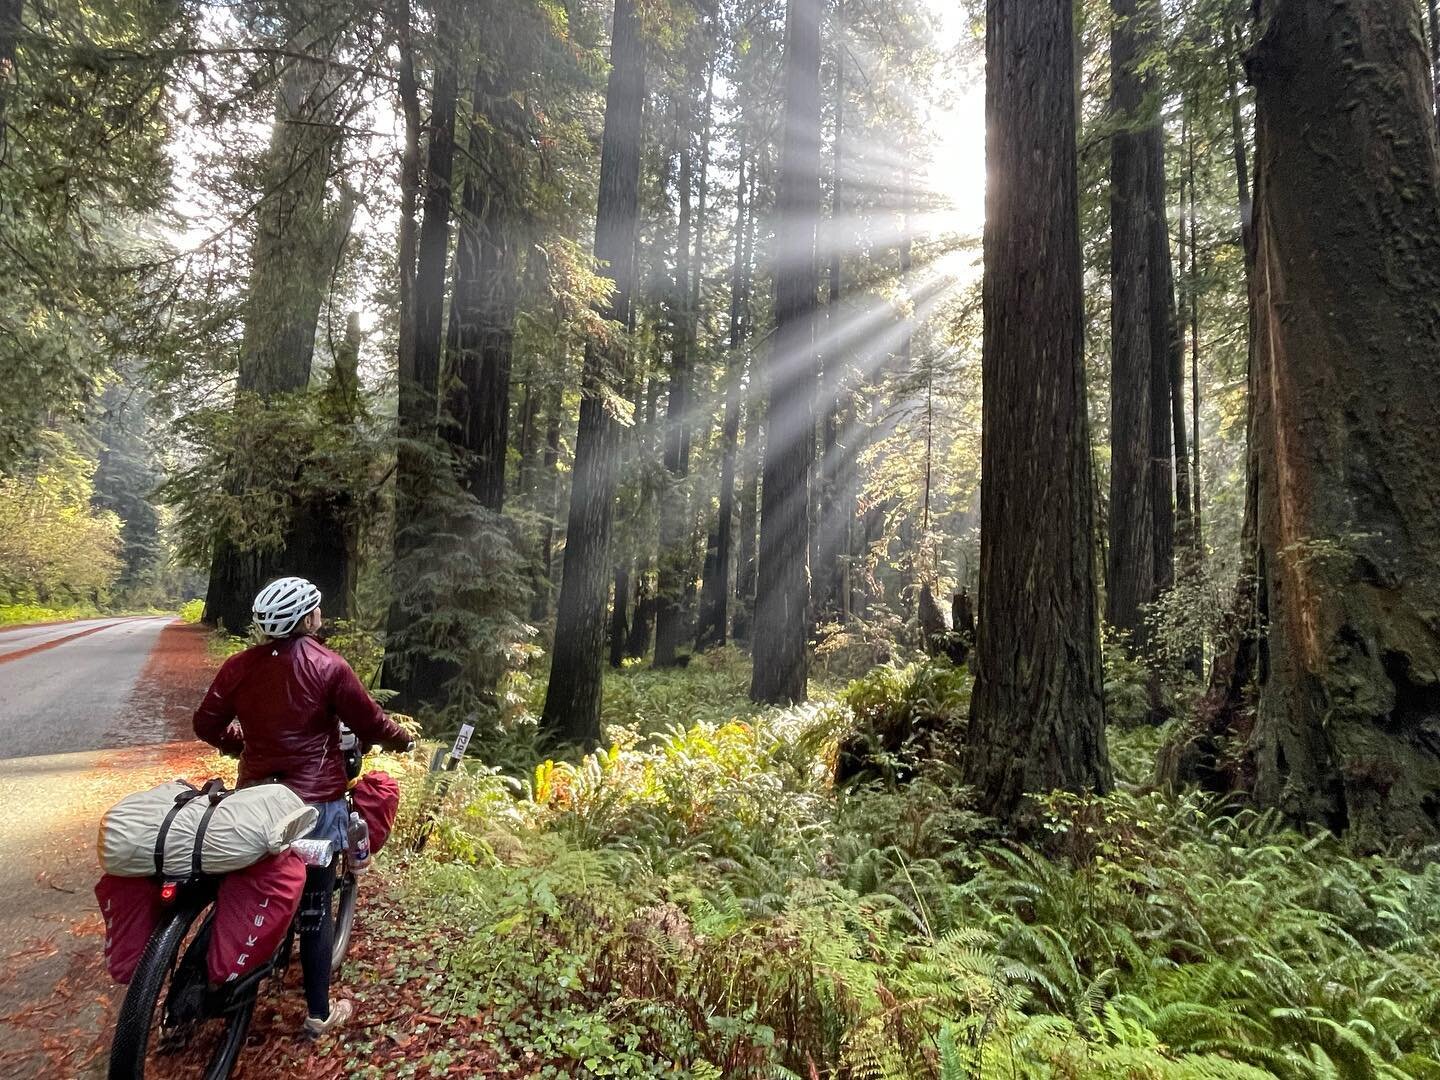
207,851,306,985
352,771,401,854
96,875,164,984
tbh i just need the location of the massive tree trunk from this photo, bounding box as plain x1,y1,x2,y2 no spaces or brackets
751,0,821,706
1160,133,1192,569
696,147,752,651
1104,0,1154,644
654,90,697,668
382,44,459,709
391,0,422,441
609,564,630,669
1237,0,1440,845
963,0,1111,823
446,63,523,511
624,375,661,660
204,32,349,632
540,0,647,745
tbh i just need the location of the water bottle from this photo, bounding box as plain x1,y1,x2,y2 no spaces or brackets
348,811,371,874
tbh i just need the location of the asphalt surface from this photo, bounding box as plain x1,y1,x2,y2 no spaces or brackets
0,617,214,1078
0,617,171,759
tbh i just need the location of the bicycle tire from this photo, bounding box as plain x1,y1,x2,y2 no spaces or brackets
107,901,254,1080
201,996,255,1080
330,869,359,977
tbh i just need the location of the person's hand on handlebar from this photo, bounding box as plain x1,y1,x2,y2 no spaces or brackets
383,713,419,755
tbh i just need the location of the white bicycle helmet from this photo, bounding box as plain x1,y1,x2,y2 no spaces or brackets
252,576,322,638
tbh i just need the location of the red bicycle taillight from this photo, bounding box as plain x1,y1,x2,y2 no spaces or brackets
160,882,177,903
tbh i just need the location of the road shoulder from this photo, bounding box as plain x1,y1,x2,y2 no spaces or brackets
0,620,221,1078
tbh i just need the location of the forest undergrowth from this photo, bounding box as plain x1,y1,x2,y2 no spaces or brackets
333,651,1440,1080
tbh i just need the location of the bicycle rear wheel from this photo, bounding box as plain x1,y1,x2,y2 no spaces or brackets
107,902,255,1080
330,865,359,977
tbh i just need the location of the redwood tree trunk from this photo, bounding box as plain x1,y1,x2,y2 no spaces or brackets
382,46,458,709
815,0,848,624
654,90,697,668
515,383,539,496
696,148,752,651
532,383,563,622
1146,122,1176,598
446,65,522,512
204,33,349,632
963,0,1111,823
733,363,762,644
609,564,630,669
1105,0,1155,643
540,0,647,744
1239,0,1440,844
751,0,821,706
410,64,459,456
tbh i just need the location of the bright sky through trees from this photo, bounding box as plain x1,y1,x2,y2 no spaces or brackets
920,2,984,239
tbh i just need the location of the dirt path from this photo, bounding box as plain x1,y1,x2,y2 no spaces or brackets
0,620,220,1078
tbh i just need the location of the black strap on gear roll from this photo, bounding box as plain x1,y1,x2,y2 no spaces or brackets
152,779,228,878
153,783,200,877
190,787,227,877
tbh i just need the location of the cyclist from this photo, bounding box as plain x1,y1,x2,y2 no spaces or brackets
193,576,412,1038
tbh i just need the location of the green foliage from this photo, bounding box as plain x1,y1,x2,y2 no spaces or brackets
0,430,123,604
385,459,539,729
161,388,385,569
178,598,206,624
836,660,971,784
368,663,1440,1079
1102,634,1155,728
813,614,916,683
597,647,761,734
0,0,186,466
0,601,103,627
322,619,386,686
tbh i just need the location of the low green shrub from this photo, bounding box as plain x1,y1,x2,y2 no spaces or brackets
366,659,1440,1079
0,601,103,626
835,660,971,785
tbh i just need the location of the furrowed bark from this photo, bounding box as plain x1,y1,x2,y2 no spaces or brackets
1167,0,1440,847
964,0,1111,823
654,84,698,668
697,145,751,651
382,32,459,711
751,0,822,706
1105,0,1155,646
541,0,647,744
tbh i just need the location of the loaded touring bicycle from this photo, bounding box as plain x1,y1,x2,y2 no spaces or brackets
104,728,371,1080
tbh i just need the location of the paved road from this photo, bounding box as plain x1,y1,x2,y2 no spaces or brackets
0,618,172,758
0,618,217,1077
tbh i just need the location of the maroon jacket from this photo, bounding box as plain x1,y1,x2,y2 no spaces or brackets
194,635,409,804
